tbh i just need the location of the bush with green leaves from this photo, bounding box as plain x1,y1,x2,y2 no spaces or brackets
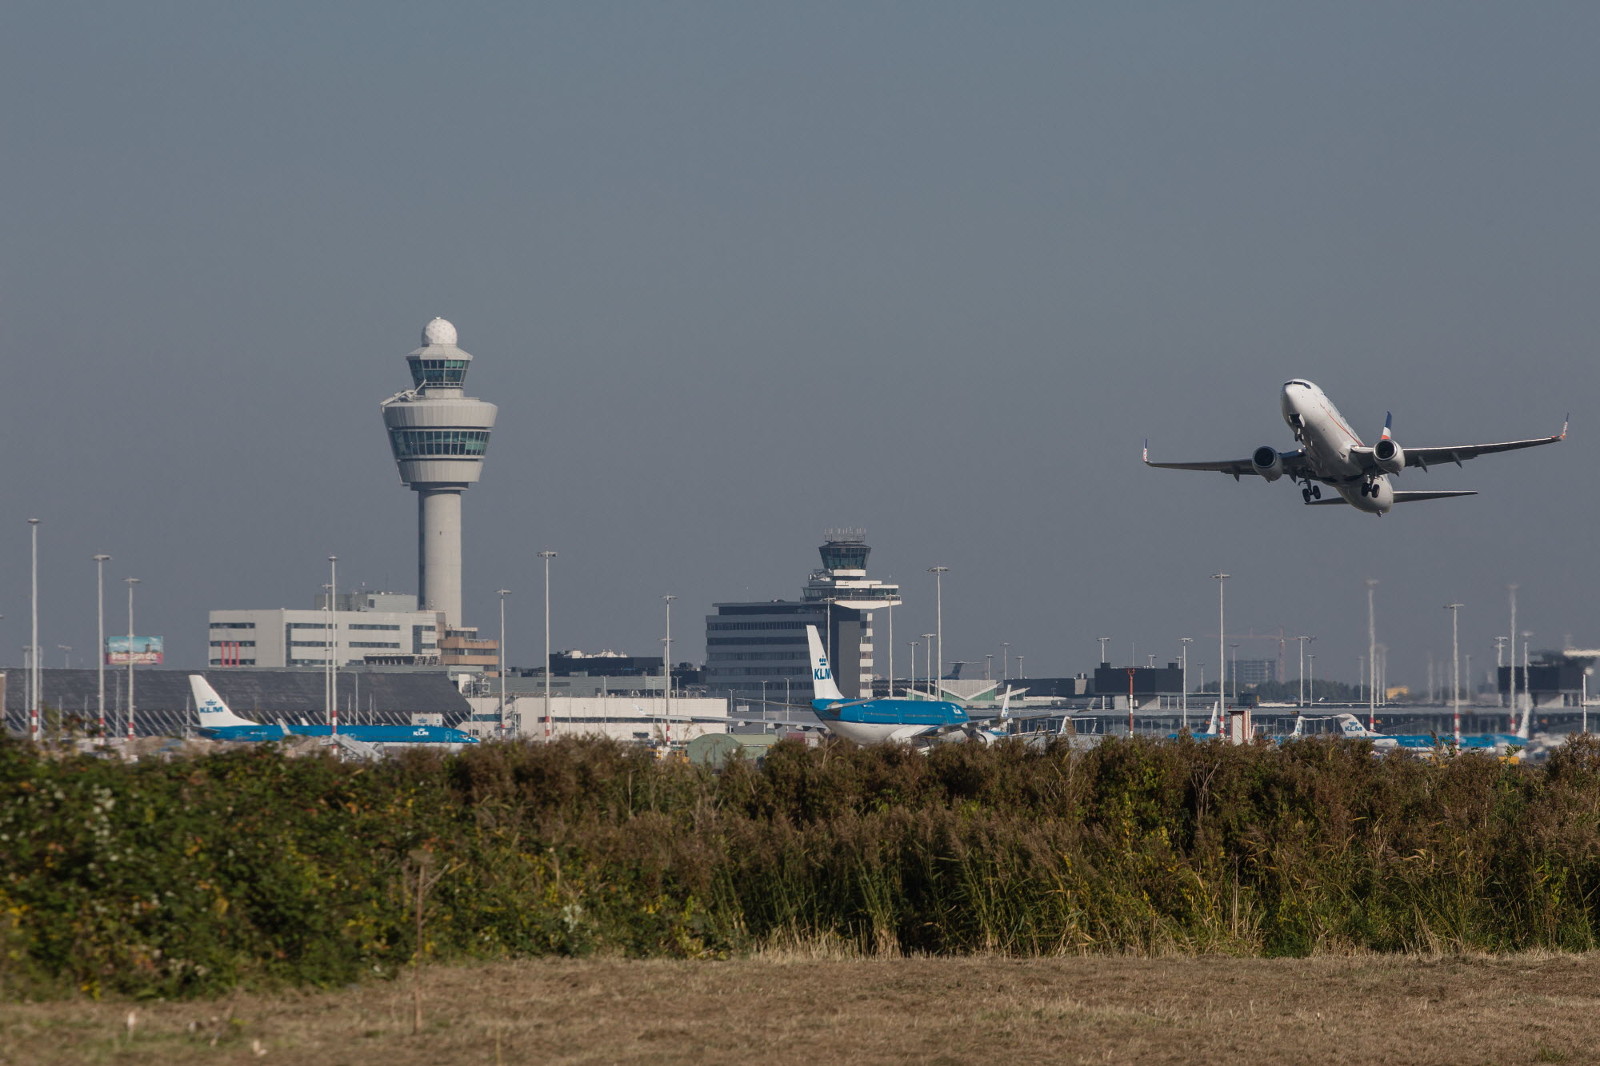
2,733,1599,998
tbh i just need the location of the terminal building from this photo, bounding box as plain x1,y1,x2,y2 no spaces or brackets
207,590,496,670
705,530,901,703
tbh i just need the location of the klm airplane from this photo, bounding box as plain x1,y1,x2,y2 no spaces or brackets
805,626,1007,745
189,674,479,749
1335,712,1526,755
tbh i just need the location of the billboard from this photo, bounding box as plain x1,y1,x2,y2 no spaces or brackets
106,635,164,665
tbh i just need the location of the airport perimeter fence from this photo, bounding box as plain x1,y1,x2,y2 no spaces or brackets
2,733,1600,998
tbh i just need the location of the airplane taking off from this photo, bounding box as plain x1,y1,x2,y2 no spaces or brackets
189,674,479,749
805,626,1009,745
1143,379,1566,514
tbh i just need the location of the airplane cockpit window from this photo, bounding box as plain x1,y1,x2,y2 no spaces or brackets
1283,379,1312,389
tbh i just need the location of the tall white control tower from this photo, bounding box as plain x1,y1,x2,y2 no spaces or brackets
381,318,497,628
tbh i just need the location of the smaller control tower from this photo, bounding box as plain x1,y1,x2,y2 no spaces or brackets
380,318,497,628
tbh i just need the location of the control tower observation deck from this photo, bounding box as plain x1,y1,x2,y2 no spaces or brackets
380,318,497,628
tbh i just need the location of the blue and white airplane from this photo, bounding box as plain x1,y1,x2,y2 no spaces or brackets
1145,379,1566,515
1335,712,1526,755
189,674,479,749
805,626,1008,745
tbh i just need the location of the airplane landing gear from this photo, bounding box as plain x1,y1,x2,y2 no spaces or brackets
1300,481,1322,503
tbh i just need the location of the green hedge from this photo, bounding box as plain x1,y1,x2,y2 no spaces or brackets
2,734,1598,998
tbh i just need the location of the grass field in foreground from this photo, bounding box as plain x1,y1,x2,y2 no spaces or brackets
4,953,1598,1066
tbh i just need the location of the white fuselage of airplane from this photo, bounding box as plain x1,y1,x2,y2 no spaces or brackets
1280,380,1393,513
1145,378,1563,514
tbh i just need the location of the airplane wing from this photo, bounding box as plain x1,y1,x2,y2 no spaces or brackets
1142,443,1311,482
1399,425,1566,470
1305,490,1478,506
1350,423,1566,475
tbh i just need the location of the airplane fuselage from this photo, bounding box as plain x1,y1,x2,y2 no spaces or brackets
201,723,479,747
1280,380,1393,513
810,697,974,745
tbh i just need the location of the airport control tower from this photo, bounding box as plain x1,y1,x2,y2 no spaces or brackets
380,318,497,628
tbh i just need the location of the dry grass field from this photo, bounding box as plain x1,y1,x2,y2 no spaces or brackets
4,952,1598,1066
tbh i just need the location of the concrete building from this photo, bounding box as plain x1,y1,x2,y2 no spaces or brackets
1231,657,1280,687
463,694,730,745
208,589,497,671
705,531,901,703
380,317,497,629
208,594,440,668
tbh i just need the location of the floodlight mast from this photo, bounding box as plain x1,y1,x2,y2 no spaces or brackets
124,577,140,740
28,519,40,744
1212,574,1230,740
94,553,111,739
1445,604,1463,745
1366,579,1379,728
540,552,557,740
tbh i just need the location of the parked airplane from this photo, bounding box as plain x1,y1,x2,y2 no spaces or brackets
1334,712,1527,755
1143,379,1565,514
189,674,479,748
805,626,1009,745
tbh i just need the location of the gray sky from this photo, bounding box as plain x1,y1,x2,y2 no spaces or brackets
4,3,1596,692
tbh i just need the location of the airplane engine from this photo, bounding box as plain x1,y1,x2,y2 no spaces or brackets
1251,445,1284,482
1373,437,1405,475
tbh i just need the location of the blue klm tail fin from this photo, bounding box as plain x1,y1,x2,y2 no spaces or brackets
805,626,846,702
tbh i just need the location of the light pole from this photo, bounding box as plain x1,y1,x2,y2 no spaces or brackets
886,604,894,698
326,555,337,735
922,634,935,697
28,518,40,744
94,553,110,738
984,654,993,681
928,566,948,700
1096,636,1110,666
1366,579,1379,728
760,679,768,718
1212,574,1229,729
1508,584,1519,727
540,551,557,741
498,588,511,738
1521,631,1533,733
1584,667,1592,736
1296,636,1312,708
1179,637,1193,730
662,593,676,745
1001,642,1011,680
1445,603,1463,746
1229,643,1239,703
1015,655,1024,678
1494,636,1508,709
124,577,140,740
1308,654,1316,705
908,641,919,696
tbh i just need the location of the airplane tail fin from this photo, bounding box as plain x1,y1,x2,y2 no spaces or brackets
1380,412,1393,441
1205,700,1221,736
1335,713,1375,739
189,674,258,729
805,625,846,702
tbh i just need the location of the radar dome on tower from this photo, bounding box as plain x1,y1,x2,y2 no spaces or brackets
422,317,458,347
